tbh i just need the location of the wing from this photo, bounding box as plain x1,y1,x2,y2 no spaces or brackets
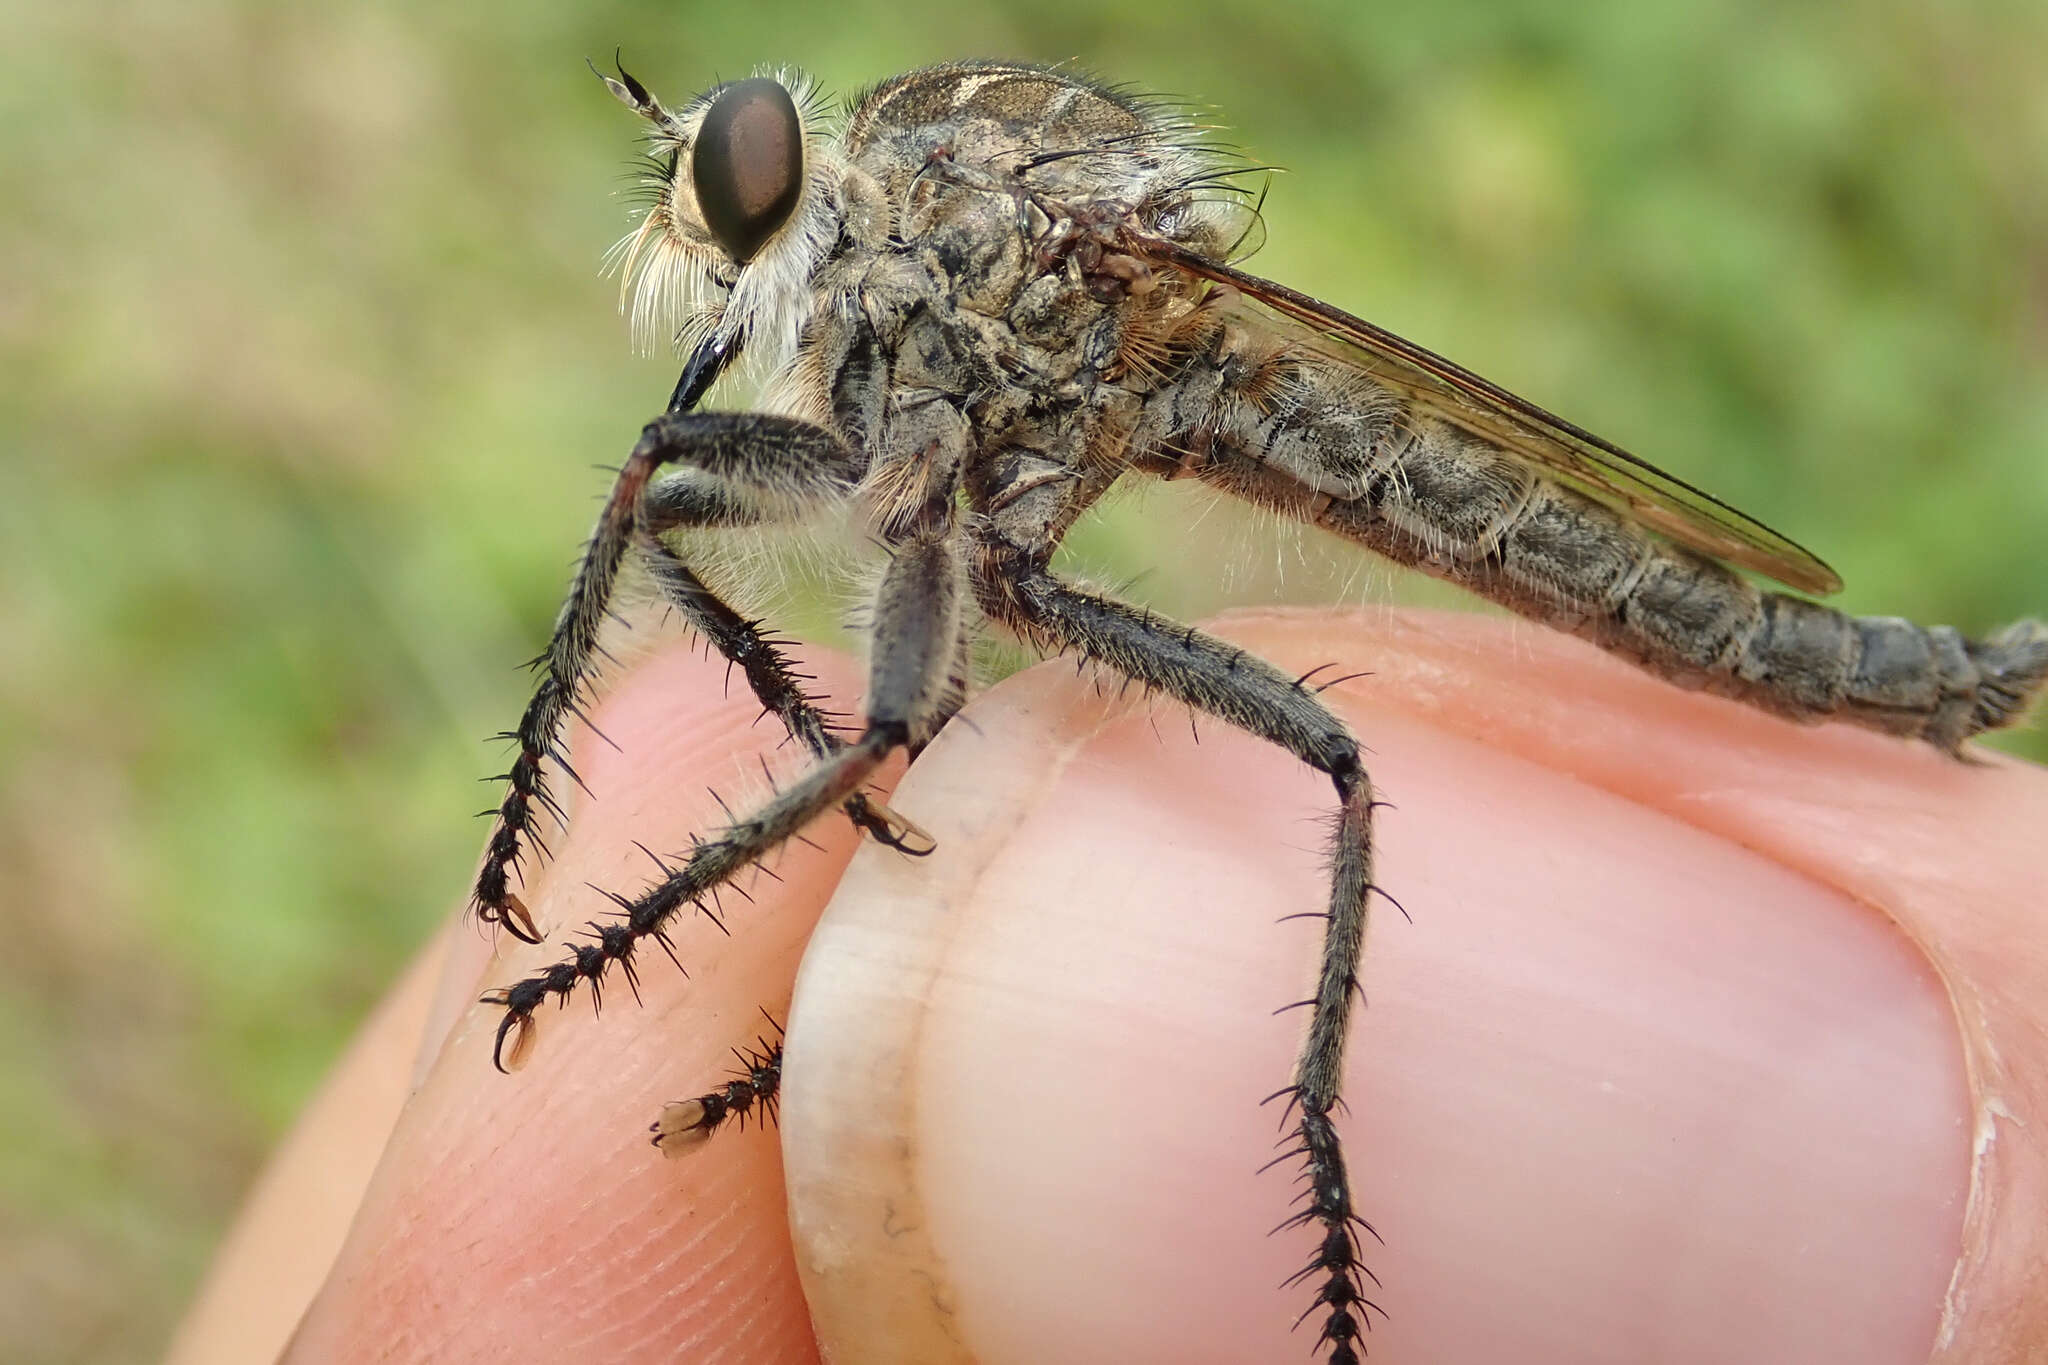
1132,235,1843,596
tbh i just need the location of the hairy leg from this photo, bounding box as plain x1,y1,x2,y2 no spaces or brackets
607,430,938,1128
635,533,933,853
635,474,841,755
977,544,1382,1363
470,407,865,943
485,530,966,1072
649,1017,786,1153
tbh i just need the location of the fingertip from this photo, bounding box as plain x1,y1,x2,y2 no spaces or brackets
286,637,868,1364
790,608,1979,1365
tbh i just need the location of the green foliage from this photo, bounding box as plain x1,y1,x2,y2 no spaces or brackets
2,1,2042,1357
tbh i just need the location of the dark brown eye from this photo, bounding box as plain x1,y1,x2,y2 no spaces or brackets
691,78,803,264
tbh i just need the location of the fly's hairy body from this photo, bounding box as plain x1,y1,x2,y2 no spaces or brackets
467,60,2048,1362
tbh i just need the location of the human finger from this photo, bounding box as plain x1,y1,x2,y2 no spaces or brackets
277,638,878,1365
786,607,2045,1364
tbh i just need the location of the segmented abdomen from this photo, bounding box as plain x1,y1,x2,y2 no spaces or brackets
1175,383,2047,752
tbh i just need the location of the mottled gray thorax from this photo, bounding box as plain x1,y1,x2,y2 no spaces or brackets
809,65,1217,548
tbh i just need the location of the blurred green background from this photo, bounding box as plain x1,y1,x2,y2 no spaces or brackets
3,0,2044,1359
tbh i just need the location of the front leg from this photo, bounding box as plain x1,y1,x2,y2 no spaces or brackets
976,542,1383,1364
485,528,966,1071
635,450,858,760
470,406,866,943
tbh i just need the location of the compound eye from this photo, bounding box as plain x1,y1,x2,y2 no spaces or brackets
691,78,804,264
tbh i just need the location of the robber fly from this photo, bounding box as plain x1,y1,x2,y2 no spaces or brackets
471,60,2048,1362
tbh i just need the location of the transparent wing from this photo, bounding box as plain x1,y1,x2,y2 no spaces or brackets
1133,236,1843,596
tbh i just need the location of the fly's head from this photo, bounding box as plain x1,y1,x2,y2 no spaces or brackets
598,60,841,378
596,60,1263,409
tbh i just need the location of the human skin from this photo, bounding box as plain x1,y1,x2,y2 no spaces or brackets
165,608,2048,1365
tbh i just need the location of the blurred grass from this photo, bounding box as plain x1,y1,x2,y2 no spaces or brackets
2,1,2043,1359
